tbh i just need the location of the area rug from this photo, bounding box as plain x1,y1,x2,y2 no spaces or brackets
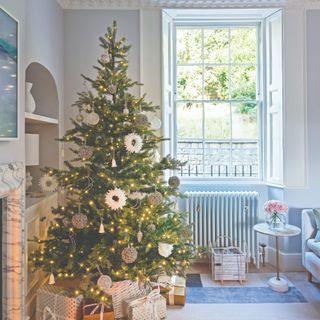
186,274,203,287
186,286,308,304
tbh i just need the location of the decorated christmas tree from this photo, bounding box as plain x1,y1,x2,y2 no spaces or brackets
31,22,193,301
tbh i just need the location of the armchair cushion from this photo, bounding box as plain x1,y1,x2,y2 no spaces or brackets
307,239,320,258
312,209,320,242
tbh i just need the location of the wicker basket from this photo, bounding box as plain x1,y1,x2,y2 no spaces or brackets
211,236,246,284
106,280,146,319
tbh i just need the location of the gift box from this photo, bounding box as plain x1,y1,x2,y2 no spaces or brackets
83,303,115,320
124,289,166,320
105,280,146,319
36,284,83,320
158,275,186,306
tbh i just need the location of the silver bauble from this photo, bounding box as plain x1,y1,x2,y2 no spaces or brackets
150,116,162,130
148,191,163,206
168,176,180,188
135,113,149,126
72,213,88,229
86,112,100,125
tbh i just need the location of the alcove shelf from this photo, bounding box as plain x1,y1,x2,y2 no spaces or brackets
25,112,59,125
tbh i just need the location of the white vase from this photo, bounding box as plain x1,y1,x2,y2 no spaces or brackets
25,82,36,113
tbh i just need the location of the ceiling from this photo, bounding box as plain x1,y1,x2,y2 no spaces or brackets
56,0,320,9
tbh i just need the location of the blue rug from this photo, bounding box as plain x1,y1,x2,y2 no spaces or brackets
186,287,308,304
186,274,203,287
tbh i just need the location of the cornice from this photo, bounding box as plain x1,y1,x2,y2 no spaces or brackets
57,0,320,10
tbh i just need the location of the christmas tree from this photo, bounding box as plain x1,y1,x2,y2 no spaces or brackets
31,22,193,301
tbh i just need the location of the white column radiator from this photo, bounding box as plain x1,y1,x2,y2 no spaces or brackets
185,191,259,264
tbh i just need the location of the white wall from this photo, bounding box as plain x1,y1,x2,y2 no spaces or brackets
63,9,140,156
0,0,26,165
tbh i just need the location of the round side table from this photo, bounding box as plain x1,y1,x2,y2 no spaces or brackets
253,223,301,293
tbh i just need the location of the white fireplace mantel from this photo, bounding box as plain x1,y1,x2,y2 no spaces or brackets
0,162,24,320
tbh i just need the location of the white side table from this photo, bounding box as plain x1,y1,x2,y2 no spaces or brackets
253,223,301,293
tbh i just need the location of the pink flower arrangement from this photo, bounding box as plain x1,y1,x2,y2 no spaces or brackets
264,200,288,214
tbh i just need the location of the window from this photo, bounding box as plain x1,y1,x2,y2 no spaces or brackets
174,24,261,179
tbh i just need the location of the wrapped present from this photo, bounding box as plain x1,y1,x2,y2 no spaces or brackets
158,275,186,306
124,288,166,320
105,280,146,319
36,284,83,320
83,302,115,320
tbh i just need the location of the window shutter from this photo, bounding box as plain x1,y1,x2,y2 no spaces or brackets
162,10,174,159
266,10,283,185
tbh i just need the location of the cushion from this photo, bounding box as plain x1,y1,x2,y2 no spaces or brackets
307,239,320,257
312,209,320,242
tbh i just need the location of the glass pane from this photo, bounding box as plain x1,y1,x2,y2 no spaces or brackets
176,66,202,100
177,102,202,139
230,66,256,100
231,142,259,177
204,66,229,100
204,28,229,64
177,141,203,177
204,103,231,139
176,28,202,64
230,28,257,63
232,103,258,139
204,142,231,177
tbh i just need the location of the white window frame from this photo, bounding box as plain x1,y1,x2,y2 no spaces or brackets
172,20,264,182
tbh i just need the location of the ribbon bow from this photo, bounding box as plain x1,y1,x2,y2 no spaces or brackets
129,288,161,320
90,302,109,320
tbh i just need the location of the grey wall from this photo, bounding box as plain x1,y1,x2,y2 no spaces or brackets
0,0,26,164
63,9,140,149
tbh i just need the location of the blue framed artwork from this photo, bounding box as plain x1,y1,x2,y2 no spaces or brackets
0,8,18,140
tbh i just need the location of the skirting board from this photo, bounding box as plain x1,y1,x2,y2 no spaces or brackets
267,247,304,272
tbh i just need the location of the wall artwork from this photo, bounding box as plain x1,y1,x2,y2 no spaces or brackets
0,8,18,140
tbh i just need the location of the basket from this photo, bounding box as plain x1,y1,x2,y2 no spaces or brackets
211,236,246,284
106,280,146,319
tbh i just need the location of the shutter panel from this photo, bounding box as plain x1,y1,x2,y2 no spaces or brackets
266,11,283,185
162,10,174,159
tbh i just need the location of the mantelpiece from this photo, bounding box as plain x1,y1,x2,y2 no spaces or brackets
0,162,24,320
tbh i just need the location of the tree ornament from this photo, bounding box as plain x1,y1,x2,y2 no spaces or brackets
108,84,117,94
105,188,127,210
150,116,162,130
124,133,143,153
151,150,161,163
168,176,180,188
76,112,84,123
84,104,92,113
26,171,33,191
123,107,129,115
97,275,112,292
181,228,193,239
62,218,70,227
121,246,138,264
101,53,110,64
99,217,105,234
72,205,88,229
127,191,146,200
48,272,55,285
135,113,149,126
148,191,163,206
78,146,94,160
137,224,143,243
86,112,100,125
111,150,117,168
147,224,156,232
39,174,58,193
158,242,174,258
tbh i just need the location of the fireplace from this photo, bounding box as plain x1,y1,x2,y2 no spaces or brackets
0,162,24,320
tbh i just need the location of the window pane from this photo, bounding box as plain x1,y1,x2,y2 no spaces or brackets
231,142,259,177
204,28,229,64
204,66,229,100
230,28,257,63
204,103,231,139
230,66,256,100
204,142,231,177
232,103,258,139
177,66,202,100
177,103,202,139
177,141,203,176
176,29,202,64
